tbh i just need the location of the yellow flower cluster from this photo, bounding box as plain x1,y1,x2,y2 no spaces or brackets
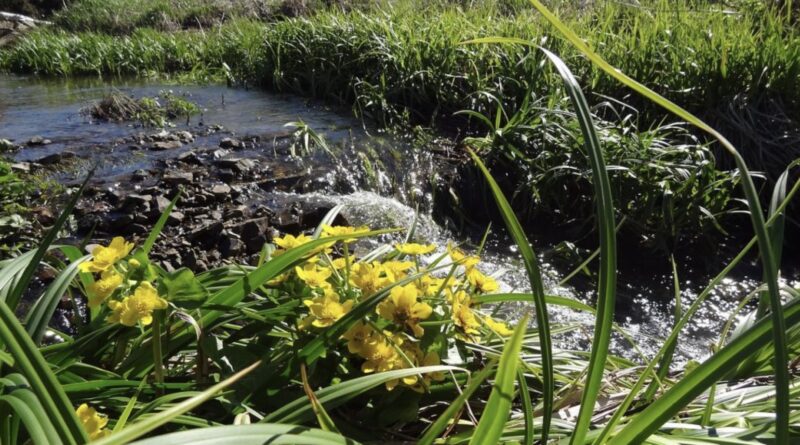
78,238,168,327
271,227,516,391
76,404,110,441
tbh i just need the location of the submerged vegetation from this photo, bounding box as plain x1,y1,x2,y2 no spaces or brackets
1,0,800,444
85,91,200,127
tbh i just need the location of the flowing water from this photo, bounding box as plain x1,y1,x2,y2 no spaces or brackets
2,74,797,366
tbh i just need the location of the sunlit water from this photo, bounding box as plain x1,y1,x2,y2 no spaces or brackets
2,74,795,366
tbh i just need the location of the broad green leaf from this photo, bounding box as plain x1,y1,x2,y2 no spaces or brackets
159,267,207,302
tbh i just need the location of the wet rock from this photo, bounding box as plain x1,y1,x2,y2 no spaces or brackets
177,150,203,165
163,171,193,185
27,135,52,146
127,224,149,235
0,138,16,152
110,213,135,230
10,162,31,173
175,131,194,143
224,205,248,220
123,194,151,210
219,137,244,149
273,209,301,233
167,211,185,226
150,196,171,215
132,169,150,181
189,221,224,245
219,232,244,258
37,151,76,165
217,169,235,183
151,140,183,151
210,184,232,201
215,158,256,174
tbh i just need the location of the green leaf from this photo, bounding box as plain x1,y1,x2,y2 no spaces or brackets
469,315,528,445
25,255,90,344
128,424,359,445
263,365,463,424
468,150,554,443
0,299,88,443
93,361,262,445
159,267,207,302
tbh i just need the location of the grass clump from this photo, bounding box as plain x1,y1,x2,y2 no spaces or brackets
85,90,200,127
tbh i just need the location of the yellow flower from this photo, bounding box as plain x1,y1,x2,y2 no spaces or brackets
484,316,514,336
107,282,168,327
76,404,110,441
349,262,389,296
467,269,499,293
128,258,141,269
273,233,313,252
301,294,353,328
79,237,133,273
446,289,471,306
295,264,332,289
395,243,436,256
360,331,401,374
331,257,350,270
418,275,459,298
447,243,480,270
452,300,481,338
342,322,377,355
381,260,414,280
87,269,123,308
321,225,370,243
408,350,446,392
377,284,432,337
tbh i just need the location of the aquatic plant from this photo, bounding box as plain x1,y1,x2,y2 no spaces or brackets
85,91,199,127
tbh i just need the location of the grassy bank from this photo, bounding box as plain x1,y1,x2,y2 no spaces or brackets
1,0,799,246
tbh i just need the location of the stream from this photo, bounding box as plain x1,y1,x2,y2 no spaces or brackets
2,74,797,367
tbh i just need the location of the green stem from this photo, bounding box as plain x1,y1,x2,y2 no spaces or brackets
152,311,165,388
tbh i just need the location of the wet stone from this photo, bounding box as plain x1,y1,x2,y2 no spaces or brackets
211,184,232,201
175,131,194,143
219,233,244,258
177,150,203,165
215,158,255,174
0,138,16,151
163,171,193,185
217,169,235,183
219,137,244,149
10,162,30,173
132,169,150,181
27,135,52,146
167,211,185,226
37,151,76,165
151,140,183,151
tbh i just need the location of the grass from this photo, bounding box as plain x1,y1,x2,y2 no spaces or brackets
85,90,200,126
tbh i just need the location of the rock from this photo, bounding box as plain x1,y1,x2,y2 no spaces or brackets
215,158,256,174
219,137,244,149
210,183,232,201
0,138,16,152
110,213,135,230
218,233,244,258
27,136,52,146
175,131,194,143
188,221,224,245
167,211,185,225
123,194,151,209
273,209,301,233
37,151,76,165
150,130,171,141
132,169,150,181
217,169,235,183
224,205,248,220
177,150,203,165
149,195,170,214
9,162,30,173
150,140,182,151
163,171,193,185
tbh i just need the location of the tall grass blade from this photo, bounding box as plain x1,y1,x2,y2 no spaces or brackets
469,315,528,445
417,360,497,445
142,190,181,255
609,295,800,444
94,360,262,445
525,1,789,440
539,48,618,445
0,299,88,443
129,424,358,445
468,150,553,443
